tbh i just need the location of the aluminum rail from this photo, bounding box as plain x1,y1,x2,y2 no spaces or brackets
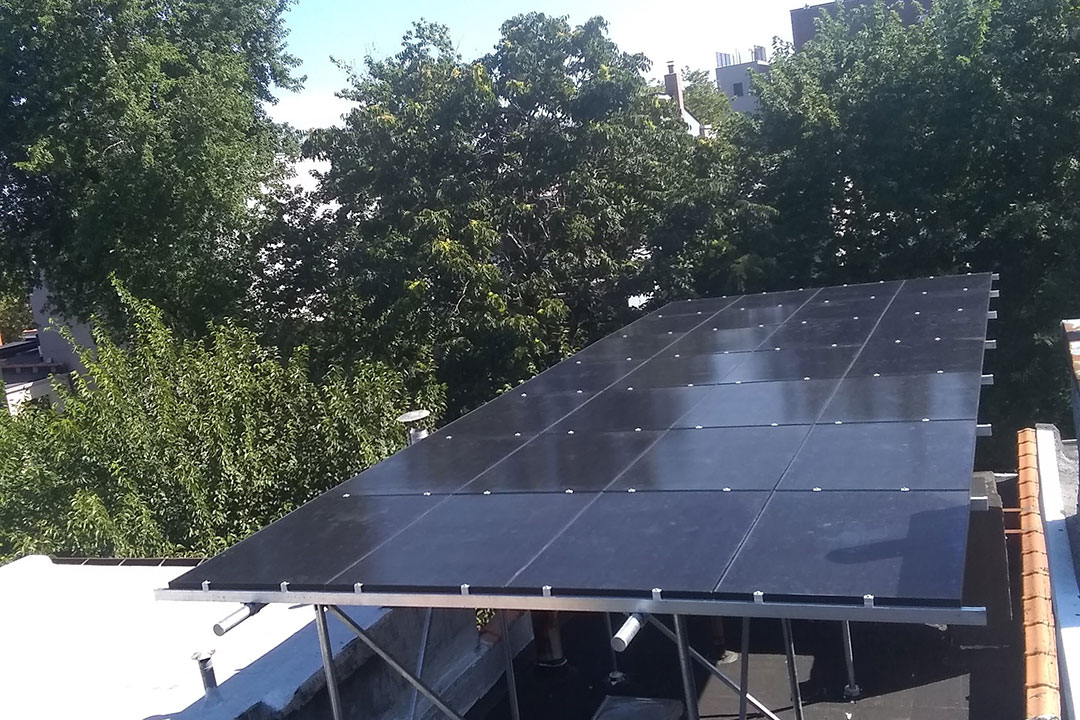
156,587,987,626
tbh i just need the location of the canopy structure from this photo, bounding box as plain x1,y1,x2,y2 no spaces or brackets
161,273,995,626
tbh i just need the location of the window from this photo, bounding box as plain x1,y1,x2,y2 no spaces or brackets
733,82,744,97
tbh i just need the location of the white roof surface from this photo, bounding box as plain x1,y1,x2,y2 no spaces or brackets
0,555,385,719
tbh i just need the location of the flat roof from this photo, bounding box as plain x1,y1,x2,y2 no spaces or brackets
0,555,387,719
162,274,994,625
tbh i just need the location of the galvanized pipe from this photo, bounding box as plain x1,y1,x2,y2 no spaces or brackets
409,608,434,720
531,610,566,667
213,602,265,636
602,612,627,684
842,620,861,698
781,618,805,720
328,605,466,720
314,605,345,720
673,615,701,720
642,615,781,720
192,650,217,693
499,611,522,720
738,618,750,720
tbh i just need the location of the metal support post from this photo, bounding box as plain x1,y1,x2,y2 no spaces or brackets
314,605,345,720
643,615,781,720
738,618,750,720
327,605,466,720
673,615,701,720
842,620,862,699
531,610,567,668
602,612,627,684
409,608,433,720
499,611,522,720
781,618,805,720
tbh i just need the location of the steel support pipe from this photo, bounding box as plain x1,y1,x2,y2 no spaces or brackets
499,612,522,720
408,608,433,720
643,615,781,720
314,605,345,720
842,620,861,699
602,613,627,684
611,613,645,652
531,610,566,668
738,618,750,720
781,618,805,720
673,615,701,720
327,605,466,720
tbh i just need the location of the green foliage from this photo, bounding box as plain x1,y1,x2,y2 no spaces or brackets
0,0,301,332
0,282,443,561
257,15,756,415
680,67,733,130
721,0,1080,459
0,290,32,342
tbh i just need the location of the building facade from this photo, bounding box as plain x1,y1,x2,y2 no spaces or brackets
714,46,770,114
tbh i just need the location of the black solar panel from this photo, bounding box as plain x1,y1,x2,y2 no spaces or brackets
168,274,993,617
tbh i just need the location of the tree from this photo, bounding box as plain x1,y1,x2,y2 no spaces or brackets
0,0,301,333
261,15,747,414
741,0,1080,459
0,282,442,561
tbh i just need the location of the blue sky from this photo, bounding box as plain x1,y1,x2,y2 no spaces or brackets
271,0,799,129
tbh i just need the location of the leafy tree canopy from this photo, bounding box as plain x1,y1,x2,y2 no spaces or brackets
721,0,1080,457
0,0,301,331
256,14,755,414
0,281,442,561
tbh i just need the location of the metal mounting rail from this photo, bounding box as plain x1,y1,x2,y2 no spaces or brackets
156,587,987,626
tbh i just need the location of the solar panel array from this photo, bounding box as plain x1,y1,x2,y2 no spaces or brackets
171,274,993,610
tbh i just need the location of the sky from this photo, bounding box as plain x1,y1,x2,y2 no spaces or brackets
270,0,800,130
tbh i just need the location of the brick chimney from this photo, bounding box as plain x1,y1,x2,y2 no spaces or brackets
663,61,684,113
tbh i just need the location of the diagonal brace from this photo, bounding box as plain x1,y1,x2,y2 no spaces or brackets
642,614,782,720
327,605,466,720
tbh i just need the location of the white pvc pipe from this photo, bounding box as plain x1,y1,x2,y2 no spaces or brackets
611,613,644,652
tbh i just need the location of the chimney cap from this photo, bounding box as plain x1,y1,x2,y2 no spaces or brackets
666,61,675,74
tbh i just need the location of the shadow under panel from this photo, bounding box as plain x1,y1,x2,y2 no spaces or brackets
610,425,811,491
778,420,977,491
716,490,970,602
509,490,770,595
168,494,441,591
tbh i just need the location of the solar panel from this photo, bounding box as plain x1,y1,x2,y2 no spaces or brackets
164,274,994,623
